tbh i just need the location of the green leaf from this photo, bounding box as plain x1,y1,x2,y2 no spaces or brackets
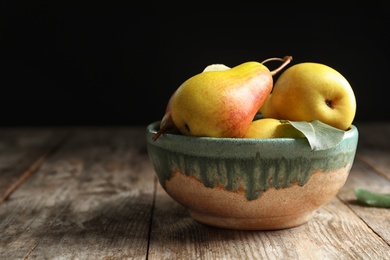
288,120,345,151
354,187,390,208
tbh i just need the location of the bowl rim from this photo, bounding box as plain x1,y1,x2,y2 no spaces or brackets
146,120,358,143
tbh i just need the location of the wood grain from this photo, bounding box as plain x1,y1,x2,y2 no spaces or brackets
0,128,67,203
0,124,389,259
338,160,390,244
354,121,390,180
149,178,390,260
0,127,155,259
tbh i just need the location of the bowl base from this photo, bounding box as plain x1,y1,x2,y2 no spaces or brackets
188,210,314,230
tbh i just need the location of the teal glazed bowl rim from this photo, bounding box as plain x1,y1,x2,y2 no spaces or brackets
146,121,359,200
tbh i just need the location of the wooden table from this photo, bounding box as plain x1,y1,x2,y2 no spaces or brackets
0,122,389,259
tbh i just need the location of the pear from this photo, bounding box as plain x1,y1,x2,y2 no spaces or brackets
258,93,278,118
172,62,272,138
152,56,292,140
244,118,305,138
153,64,231,141
260,62,356,130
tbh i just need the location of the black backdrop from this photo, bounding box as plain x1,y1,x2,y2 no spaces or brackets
1,3,389,126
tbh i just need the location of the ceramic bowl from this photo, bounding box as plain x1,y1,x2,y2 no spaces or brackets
146,121,359,230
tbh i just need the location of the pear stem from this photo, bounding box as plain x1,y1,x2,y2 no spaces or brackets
152,112,175,142
262,56,293,76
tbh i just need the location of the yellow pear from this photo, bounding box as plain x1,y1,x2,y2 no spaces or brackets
258,93,280,118
152,56,293,140
170,62,274,138
260,62,356,130
244,118,305,138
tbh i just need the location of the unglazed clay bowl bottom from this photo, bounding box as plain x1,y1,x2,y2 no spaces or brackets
146,121,359,230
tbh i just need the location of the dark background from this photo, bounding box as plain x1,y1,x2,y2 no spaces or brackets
1,3,389,126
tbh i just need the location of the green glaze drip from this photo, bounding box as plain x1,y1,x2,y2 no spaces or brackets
147,143,357,201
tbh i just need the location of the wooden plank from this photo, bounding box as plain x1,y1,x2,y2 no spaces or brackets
338,159,390,244
0,127,156,259
149,180,390,259
0,128,68,203
1,124,389,259
354,121,390,180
